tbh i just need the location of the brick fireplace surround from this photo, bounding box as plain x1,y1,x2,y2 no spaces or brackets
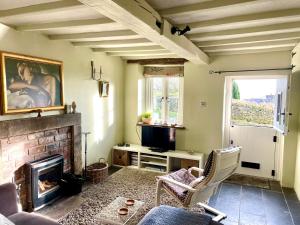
0,113,82,210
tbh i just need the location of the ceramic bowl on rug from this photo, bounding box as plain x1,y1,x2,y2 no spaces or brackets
126,199,135,206
118,208,128,215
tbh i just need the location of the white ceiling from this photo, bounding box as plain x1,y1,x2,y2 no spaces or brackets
0,0,60,10
160,0,300,24
40,23,127,35
0,6,104,25
147,0,209,10
0,0,299,60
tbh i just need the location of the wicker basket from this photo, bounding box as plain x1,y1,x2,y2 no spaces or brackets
86,158,108,184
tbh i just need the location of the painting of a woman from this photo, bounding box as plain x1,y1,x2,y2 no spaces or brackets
1,52,64,114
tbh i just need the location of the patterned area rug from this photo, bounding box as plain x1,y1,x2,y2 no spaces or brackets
59,168,203,225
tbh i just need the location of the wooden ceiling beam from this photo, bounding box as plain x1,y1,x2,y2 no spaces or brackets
188,22,300,41
160,0,257,17
16,18,117,31
49,30,139,40
92,46,164,52
184,8,300,33
127,58,187,65
124,55,180,60
196,32,300,47
72,38,155,47
202,39,298,52
107,50,172,57
77,0,209,64
0,0,83,18
208,46,294,56
123,55,179,60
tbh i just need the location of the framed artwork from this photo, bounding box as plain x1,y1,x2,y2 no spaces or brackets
99,81,109,97
0,52,64,114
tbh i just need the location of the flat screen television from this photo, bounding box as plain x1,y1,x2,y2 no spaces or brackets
141,126,176,152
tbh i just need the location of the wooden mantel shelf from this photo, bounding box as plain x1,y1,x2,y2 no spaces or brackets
136,122,185,129
0,113,81,138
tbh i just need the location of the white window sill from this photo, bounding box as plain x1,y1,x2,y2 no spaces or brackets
137,122,185,129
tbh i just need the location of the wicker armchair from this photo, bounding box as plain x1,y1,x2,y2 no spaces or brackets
156,147,241,222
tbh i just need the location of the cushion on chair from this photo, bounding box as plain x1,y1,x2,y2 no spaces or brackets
157,169,196,202
137,205,223,225
0,183,19,217
0,213,15,225
8,212,59,225
188,176,205,188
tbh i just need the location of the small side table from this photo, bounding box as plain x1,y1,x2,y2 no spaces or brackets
95,197,144,225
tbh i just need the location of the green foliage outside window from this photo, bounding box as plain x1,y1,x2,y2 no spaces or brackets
232,81,240,100
231,100,274,127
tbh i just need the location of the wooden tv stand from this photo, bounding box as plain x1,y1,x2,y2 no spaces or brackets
112,145,204,173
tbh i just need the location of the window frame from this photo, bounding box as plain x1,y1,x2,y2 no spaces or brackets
145,76,184,125
223,75,290,147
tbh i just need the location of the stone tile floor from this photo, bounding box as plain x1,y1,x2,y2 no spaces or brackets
208,182,300,225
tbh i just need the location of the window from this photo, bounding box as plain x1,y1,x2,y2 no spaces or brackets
230,77,289,133
146,76,184,125
231,79,276,127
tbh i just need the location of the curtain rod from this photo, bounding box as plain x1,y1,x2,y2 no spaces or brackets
209,66,294,75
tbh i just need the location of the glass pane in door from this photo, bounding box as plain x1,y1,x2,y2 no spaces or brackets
231,79,277,127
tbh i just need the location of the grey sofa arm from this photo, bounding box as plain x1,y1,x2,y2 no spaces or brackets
0,183,19,217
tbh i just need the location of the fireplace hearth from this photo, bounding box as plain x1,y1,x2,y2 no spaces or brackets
0,113,82,210
26,154,64,211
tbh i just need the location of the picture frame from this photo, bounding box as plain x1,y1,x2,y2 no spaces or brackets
99,81,109,98
0,52,64,114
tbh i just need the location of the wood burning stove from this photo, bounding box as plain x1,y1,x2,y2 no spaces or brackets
26,154,64,211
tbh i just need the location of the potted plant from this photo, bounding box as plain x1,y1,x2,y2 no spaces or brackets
141,112,152,124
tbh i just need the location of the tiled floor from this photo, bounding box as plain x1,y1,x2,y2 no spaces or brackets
208,183,300,225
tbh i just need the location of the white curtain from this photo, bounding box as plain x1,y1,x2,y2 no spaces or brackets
177,77,184,125
145,78,153,112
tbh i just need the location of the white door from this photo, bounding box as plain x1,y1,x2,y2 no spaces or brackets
230,126,277,178
227,77,288,179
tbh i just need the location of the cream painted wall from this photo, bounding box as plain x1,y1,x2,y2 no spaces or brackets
0,23,124,165
293,43,300,199
124,64,144,144
282,73,300,187
124,51,300,187
295,106,300,199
